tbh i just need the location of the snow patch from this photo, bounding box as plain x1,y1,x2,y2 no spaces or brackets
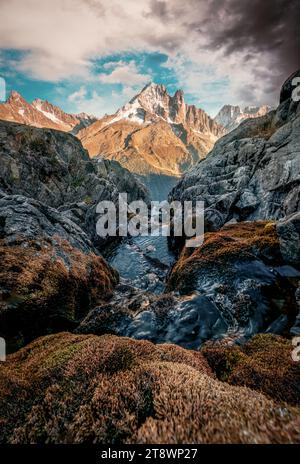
36,108,61,124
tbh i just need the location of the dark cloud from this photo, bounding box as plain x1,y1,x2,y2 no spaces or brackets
148,0,300,95
206,0,299,91
147,0,169,19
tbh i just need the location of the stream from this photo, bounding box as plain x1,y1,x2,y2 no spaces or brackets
97,188,231,350
104,233,175,293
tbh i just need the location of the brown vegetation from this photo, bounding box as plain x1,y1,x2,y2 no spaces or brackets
202,334,300,406
0,239,118,351
167,221,281,292
0,332,299,444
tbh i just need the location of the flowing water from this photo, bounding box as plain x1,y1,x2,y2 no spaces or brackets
100,187,232,349
104,233,175,293
104,183,178,293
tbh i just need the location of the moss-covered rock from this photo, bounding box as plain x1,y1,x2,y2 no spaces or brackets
0,239,118,351
0,332,299,444
202,334,300,406
166,221,299,340
167,221,282,292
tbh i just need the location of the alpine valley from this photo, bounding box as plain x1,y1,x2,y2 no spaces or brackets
0,69,299,445
0,83,229,199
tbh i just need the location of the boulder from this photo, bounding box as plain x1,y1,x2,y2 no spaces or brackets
0,239,118,351
276,211,300,265
166,221,300,342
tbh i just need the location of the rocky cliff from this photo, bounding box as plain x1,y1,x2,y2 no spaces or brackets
0,120,148,350
170,70,300,230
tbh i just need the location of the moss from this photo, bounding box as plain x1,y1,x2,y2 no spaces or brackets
102,345,136,374
0,239,118,351
42,343,83,372
202,343,248,382
83,195,93,205
0,333,299,444
71,176,85,188
202,334,300,406
167,221,282,292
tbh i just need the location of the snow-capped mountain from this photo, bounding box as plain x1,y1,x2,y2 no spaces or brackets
77,83,225,199
0,91,97,133
214,104,272,132
0,85,226,199
104,82,224,136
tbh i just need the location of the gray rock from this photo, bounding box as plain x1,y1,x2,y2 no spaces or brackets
0,121,149,247
0,193,95,253
276,212,300,265
290,283,300,336
169,70,300,231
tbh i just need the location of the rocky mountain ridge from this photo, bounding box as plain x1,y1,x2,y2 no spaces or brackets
78,83,225,198
214,104,272,132
0,91,96,133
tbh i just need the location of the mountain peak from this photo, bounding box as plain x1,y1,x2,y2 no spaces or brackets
174,89,184,99
32,97,46,106
7,90,27,105
0,91,97,132
130,82,167,104
141,81,166,92
99,82,224,139
214,104,272,131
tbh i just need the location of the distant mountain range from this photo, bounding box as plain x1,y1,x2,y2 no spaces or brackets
214,104,272,132
0,85,272,198
0,90,97,134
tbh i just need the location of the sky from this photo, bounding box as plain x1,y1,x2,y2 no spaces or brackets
0,0,299,118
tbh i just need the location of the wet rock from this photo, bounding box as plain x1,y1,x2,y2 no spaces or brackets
76,284,176,341
166,221,300,341
103,234,174,293
277,211,300,265
77,283,229,349
291,283,300,336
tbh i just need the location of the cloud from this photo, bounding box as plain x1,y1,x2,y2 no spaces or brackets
99,61,150,86
67,88,104,116
66,84,138,117
68,86,87,102
0,0,299,110
148,0,300,102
